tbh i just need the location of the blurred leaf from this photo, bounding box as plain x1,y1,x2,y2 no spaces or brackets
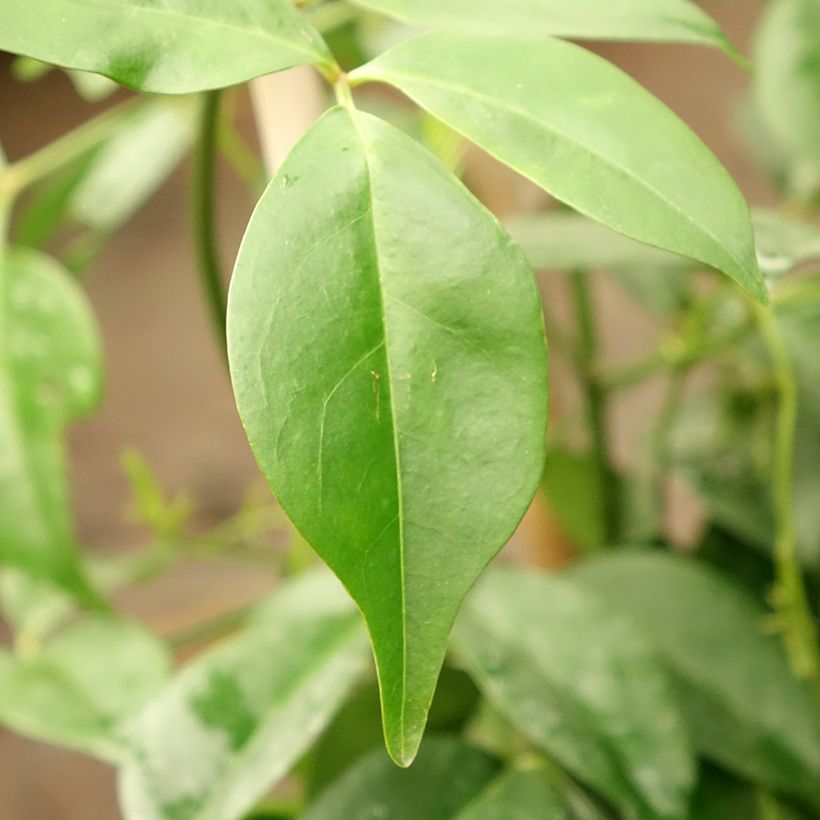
0,569,76,644
352,34,765,301
509,211,690,315
541,447,608,550
689,764,809,820
17,99,196,255
456,761,577,820
754,0,820,168
303,737,501,820
753,210,820,278
67,69,118,102
228,107,548,766
452,566,694,819
119,570,368,820
348,0,737,54
571,552,820,805
12,55,118,100
15,152,100,249
0,248,103,604
70,99,196,231
0,1,332,94
307,666,480,796
0,617,170,760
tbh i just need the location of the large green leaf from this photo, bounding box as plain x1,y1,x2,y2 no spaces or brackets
0,617,170,760
0,248,103,603
0,0,331,93
351,33,765,301
227,107,548,765
754,0,820,167
118,570,368,820
349,0,735,53
452,566,694,820
571,552,820,805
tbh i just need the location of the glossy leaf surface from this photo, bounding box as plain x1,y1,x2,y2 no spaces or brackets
349,0,736,53
0,248,102,602
0,0,331,93
571,552,820,805
0,617,169,760
452,566,694,819
119,570,368,820
228,107,548,765
352,33,765,301
303,737,500,820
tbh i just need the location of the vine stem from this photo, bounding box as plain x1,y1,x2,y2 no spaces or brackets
570,270,619,544
192,90,228,359
751,299,820,686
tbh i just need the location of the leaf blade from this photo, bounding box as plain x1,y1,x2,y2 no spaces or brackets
351,33,765,301
118,570,368,820
570,552,820,805
0,248,103,603
452,566,695,819
228,107,548,765
0,0,331,93
0,617,170,761
349,0,737,55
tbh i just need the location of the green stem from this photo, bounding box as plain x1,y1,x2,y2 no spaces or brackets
4,99,138,194
646,369,687,531
752,300,820,685
192,90,229,359
168,603,254,651
570,270,618,544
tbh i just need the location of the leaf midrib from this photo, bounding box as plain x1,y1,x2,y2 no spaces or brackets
358,61,752,287
348,109,410,763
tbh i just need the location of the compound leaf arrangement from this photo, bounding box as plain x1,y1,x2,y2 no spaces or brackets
1,1,820,819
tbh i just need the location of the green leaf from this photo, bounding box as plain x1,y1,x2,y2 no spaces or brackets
0,0,332,94
71,99,197,232
540,447,609,550
0,248,103,603
507,212,689,276
754,209,820,279
452,566,693,819
351,33,765,301
754,0,820,168
303,736,501,820
570,552,820,805
227,106,548,765
455,762,578,820
119,570,369,820
17,99,197,253
0,617,169,760
348,0,736,54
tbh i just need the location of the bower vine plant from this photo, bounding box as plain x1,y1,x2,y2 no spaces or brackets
1,1,820,818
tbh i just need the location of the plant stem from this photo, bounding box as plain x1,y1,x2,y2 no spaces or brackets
168,603,254,651
4,99,138,194
192,90,229,359
751,300,820,685
570,270,619,543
